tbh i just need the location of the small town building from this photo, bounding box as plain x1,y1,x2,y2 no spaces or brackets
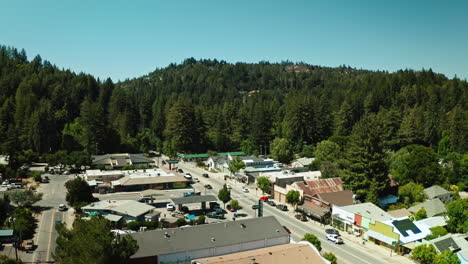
128,216,290,264
387,208,412,219
111,169,189,192
427,233,468,264
332,202,393,235
408,198,447,217
82,200,157,223
414,216,447,228
92,153,154,169
192,241,330,264
424,185,453,203
291,157,315,168
207,156,229,173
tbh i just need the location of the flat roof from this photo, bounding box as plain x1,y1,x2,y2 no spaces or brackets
0,230,13,236
113,175,188,186
171,195,218,205
82,200,155,217
193,242,327,264
129,216,289,259
340,202,393,222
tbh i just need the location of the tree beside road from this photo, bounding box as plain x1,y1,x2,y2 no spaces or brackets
65,177,95,208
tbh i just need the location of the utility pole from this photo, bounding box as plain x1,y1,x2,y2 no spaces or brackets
9,217,18,261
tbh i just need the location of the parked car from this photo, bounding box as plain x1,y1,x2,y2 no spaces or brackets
21,239,34,251
58,204,67,211
325,229,340,236
41,178,49,183
233,213,247,218
184,173,192,180
283,226,291,234
252,204,260,210
326,234,344,244
166,203,175,211
183,192,196,197
295,213,307,221
226,184,232,189
193,178,200,183
213,207,224,214
206,212,225,219
177,169,184,173
180,206,189,213
276,204,288,211
204,184,213,189
226,205,236,212
266,201,276,206
202,173,209,178
260,196,269,202
241,186,249,192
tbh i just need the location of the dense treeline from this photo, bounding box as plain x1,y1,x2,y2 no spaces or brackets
0,46,466,185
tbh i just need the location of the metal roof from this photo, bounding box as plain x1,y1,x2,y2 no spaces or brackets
295,177,344,197
128,216,289,259
82,200,156,217
218,152,245,156
0,230,13,236
180,153,209,159
171,195,218,205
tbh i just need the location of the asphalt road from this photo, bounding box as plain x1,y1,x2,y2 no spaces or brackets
31,174,71,263
176,162,399,264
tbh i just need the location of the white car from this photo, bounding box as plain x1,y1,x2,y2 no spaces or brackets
326,234,343,244
226,184,232,189
241,186,249,193
193,178,200,183
166,203,175,211
184,174,192,180
58,204,67,211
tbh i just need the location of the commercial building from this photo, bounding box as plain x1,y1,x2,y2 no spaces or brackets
128,216,290,264
82,200,157,223
332,203,393,235
111,169,189,192
192,242,330,264
92,153,154,169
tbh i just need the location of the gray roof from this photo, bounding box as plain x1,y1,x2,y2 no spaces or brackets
408,199,446,217
171,195,218,205
0,230,13,236
129,216,289,259
92,153,154,167
82,200,155,217
116,175,188,186
340,202,393,222
424,185,451,199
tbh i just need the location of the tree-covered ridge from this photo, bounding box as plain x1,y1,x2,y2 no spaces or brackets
0,45,467,166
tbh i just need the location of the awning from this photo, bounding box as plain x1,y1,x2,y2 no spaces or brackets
367,230,398,245
298,204,328,218
186,214,196,220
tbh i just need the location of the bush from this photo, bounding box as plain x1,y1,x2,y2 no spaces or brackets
230,200,241,210
323,252,337,264
197,215,206,224
176,218,186,227
30,171,42,182
126,221,143,231
426,226,448,240
302,233,321,251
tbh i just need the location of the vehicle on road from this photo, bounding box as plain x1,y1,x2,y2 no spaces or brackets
167,203,175,211
193,178,200,183
234,213,247,218
326,234,344,244
283,226,291,234
266,201,276,206
184,173,192,180
202,173,209,178
204,184,213,189
276,204,288,211
183,192,196,197
260,196,269,202
58,204,67,211
21,239,34,251
295,213,307,221
41,178,49,183
325,229,340,236
177,169,184,173
252,204,260,210
241,186,249,192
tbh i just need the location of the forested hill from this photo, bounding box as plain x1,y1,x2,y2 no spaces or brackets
0,46,467,167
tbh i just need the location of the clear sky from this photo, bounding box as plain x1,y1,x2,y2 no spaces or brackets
1,0,467,81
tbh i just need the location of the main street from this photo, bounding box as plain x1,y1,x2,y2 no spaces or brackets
174,160,412,264
31,173,72,263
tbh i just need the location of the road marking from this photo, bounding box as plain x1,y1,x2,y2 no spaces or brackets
46,210,56,261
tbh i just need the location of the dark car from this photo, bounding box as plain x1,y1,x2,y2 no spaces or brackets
202,173,209,178
266,201,276,206
325,229,340,236
295,213,307,221
252,204,260,210
180,206,189,213
207,212,225,219
204,184,213,189
283,226,291,234
276,204,288,211
177,169,184,173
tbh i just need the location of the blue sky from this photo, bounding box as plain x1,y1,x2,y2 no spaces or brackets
1,0,467,81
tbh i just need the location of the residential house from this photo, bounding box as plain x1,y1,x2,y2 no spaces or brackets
424,185,453,202
207,156,230,173
291,157,315,168
367,218,431,254
332,202,394,235
387,208,412,219
408,199,447,217
428,233,468,264
82,200,157,224
414,216,447,228
192,242,330,264
92,153,154,169
128,216,290,264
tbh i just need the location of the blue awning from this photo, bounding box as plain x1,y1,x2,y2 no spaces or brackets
186,214,196,220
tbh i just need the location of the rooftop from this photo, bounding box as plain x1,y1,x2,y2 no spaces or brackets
387,208,412,218
0,230,13,236
193,242,328,264
408,199,447,217
171,195,218,205
414,216,447,228
82,200,155,217
424,185,451,199
316,190,354,206
92,153,154,167
128,216,289,259
340,202,393,222
294,177,344,197
112,170,186,186
383,218,431,244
